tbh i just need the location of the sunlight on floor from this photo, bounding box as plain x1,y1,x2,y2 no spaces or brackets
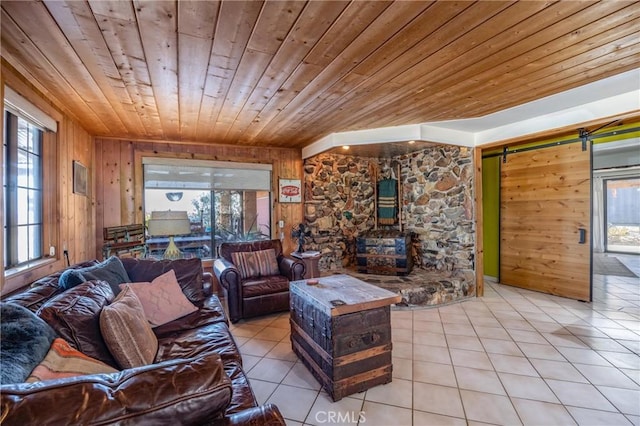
226,255,640,425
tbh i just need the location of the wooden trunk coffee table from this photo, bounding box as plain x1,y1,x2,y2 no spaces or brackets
289,274,401,401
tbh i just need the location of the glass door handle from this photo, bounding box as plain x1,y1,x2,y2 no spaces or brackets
578,228,587,244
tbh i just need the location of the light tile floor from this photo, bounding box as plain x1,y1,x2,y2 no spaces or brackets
229,254,640,425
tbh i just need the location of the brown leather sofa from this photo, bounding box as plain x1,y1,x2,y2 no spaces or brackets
0,258,285,425
214,239,305,323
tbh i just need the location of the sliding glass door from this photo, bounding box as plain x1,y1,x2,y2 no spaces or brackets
604,177,640,254
143,158,272,259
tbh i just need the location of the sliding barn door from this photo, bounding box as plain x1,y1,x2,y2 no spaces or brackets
500,142,591,301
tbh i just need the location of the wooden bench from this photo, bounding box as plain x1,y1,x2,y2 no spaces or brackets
102,224,146,259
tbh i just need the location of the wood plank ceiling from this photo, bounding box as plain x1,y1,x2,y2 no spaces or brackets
1,1,639,149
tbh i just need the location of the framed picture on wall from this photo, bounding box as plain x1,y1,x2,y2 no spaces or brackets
279,178,301,203
73,160,88,196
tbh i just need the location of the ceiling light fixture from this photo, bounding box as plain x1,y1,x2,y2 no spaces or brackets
408,140,416,144
165,192,183,202
342,145,350,150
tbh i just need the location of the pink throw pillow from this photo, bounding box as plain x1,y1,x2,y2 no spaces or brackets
122,270,198,327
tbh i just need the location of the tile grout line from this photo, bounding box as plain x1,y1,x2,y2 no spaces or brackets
487,282,637,423
231,270,639,425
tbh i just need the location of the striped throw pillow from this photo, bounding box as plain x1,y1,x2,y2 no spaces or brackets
26,338,117,382
231,249,279,279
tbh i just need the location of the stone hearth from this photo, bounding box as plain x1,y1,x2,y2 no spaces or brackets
329,268,475,308
303,145,476,307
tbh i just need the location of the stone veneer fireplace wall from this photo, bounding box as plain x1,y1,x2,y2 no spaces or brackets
302,144,476,306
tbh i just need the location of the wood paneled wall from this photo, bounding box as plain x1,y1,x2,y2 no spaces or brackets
93,138,303,259
1,60,95,293
1,58,302,292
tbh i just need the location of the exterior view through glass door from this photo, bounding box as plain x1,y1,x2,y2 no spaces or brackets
605,177,640,254
143,159,272,259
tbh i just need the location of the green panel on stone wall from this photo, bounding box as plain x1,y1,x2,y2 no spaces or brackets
482,156,500,279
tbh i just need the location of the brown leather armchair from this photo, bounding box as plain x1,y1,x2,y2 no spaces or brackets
214,239,305,323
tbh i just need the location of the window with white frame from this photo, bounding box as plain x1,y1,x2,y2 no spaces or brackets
3,86,57,283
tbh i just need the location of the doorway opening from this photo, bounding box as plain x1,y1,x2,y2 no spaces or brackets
591,137,640,306
604,177,640,254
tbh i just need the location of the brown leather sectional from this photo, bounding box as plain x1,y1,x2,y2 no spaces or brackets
0,257,286,425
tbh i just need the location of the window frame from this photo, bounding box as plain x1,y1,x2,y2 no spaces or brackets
141,158,274,260
4,110,45,268
603,175,640,254
2,90,58,294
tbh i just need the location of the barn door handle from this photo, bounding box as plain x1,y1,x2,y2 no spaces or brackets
578,228,586,244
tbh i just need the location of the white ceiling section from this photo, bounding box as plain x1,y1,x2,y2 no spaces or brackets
302,68,640,159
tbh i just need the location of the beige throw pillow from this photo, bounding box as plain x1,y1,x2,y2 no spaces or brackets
100,286,158,369
123,269,198,327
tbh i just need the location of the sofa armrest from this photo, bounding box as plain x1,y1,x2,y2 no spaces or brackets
1,352,232,425
279,256,305,281
213,258,238,287
214,258,242,323
223,403,286,426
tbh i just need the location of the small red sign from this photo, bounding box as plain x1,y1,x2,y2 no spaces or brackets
281,185,300,197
